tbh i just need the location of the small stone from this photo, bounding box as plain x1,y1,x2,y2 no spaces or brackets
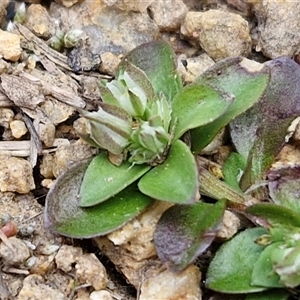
252,1,300,58
54,0,84,8
0,155,35,193
0,236,30,265
53,141,97,178
177,53,215,84
40,154,54,179
39,122,56,147
139,265,202,300
89,290,113,300
103,0,154,12
29,254,56,276
24,4,55,38
55,245,83,272
75,253,108,291
148,0,188,31
181,10,251,61
10,120,28,139
17,274,67,300
0,30,21,62
41,179,54,189
217,210,241,240
99,52,122,76
39,98,75,125
0,108,14,128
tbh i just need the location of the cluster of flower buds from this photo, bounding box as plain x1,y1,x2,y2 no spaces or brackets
50,29,84,52
78,62,172,165
270,229,300,287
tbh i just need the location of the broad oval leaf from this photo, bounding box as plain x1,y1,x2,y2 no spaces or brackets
154,200,225,272
191,57,270,153
80,153,150,207
44,159,154,238
138,139,198,203
171,84,233,140
206,227,267,293
118,41,182,101
230,57,300,190
251,242,283,288
245,290,290,300
246,203,300,228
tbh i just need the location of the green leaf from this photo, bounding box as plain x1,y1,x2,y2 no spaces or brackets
245,290,290,300
251,242,284,288
191,57,270,153
246,203,300,228
268,165,300,215
80,153,150,207
154,200,226,272
206,227,267,293
171,83,233,140
223,152,246,193
138,139,198,203
119,41,182,101
230,57,300,190
44,159,154,238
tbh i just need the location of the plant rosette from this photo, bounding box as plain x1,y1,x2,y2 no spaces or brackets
45,41,272,271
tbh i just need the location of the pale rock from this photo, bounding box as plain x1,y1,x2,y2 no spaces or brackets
40,154,54,179
252,0,300,58
0,237,30,264
17,274,67,300
148,0,188,31
41,178,54,189
0,0,10,29
39,98,75,125
103,0,154,12
10,120,28,139
54,0,84,8
217,210,241,240
55,245,83,272
99,52,122,76
0,58,11,74
52,141,97,178
39,122,55,147
75,253,108,290
49,1,159,55
139,265,202,300
75,289,91,300
24,4,56,38
0,155,35,193
89,290,113,300
29,254,56,276
0,30,21,62
177,53,215,84
181,10,251,61
95,201,173,287
0,108,14,128
107,201,173,260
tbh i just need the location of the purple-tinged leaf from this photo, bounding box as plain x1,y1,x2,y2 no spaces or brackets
44,159,154,238
268,165,300,215
230,57,300,190
191,57,270,153
154,200,225,272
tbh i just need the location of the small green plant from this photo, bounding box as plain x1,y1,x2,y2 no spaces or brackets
206,57,300,299
45,41,274,271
